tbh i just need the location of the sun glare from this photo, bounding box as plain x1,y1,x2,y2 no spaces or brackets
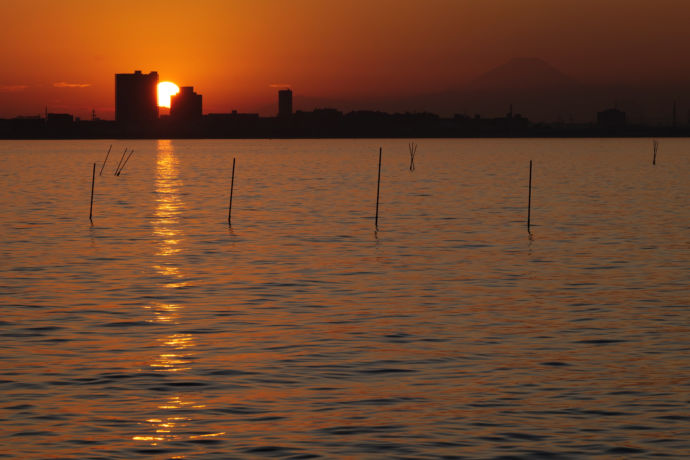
157,82,180,108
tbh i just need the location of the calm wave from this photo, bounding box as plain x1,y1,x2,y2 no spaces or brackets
1,138,689,458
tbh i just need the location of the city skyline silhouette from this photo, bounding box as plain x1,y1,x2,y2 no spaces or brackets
1,57,689,127
0,66,688,139
2,1,690,123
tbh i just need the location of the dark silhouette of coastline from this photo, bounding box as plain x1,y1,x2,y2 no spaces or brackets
1,69,689,139
3,109,688,139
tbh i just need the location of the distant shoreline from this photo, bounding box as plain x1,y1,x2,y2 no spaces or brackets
2,133,690,141
3,111,689,140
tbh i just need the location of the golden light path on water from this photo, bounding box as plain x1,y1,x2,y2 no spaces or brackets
134,140,223,446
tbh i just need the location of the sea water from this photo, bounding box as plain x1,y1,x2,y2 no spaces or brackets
0,138,688,458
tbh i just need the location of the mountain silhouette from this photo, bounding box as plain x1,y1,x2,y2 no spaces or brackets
255,58,684,123
469,57,578,91
358,58,583,120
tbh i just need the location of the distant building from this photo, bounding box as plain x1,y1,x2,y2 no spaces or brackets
115,70,159,124
46,113,74,137
46,113,73,128
46,113,73,123
293,108,343,136
205,111,259,122
8,116,44,138
170,86,202,121
497,109,529,133
597,108,626,129
278,89,292,118
204,111,262,137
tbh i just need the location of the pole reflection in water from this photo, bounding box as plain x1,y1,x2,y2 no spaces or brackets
134,140,223,447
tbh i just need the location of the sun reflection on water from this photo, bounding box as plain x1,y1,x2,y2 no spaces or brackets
152,141,184,257
134,139,205,447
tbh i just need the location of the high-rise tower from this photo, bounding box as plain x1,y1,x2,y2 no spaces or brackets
115,70,159,124
170,87,203,121
278,89,292,118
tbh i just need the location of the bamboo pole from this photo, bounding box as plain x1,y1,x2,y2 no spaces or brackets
116,149,134,176
114,148,127,175
375,147,382,228
89,162,95,222
409,142,417,171
99,144,112,176
527,160,532,232
228,157,236,225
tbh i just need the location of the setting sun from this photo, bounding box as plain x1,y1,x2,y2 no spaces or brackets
157,82,180,108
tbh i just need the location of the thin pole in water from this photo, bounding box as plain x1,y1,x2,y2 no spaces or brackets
89,162,95,222
409,142,417,171
653,139,658,165
527,160,532,232
116,149,134,176
114,148,127,175
375,147,382,228
228,157,236,225
99,144,112,176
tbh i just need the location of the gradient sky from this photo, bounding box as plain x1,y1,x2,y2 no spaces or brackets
1,0,690,119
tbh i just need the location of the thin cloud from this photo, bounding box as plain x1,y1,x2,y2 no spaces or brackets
269,83,291,88
54,82,91,88
0,85,29,92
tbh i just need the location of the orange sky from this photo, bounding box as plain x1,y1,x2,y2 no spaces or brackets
1,0,690,119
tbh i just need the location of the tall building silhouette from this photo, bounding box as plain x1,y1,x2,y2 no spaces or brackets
170,86,202,121
115,70,159,124
278,89,292,118
597,108,626,129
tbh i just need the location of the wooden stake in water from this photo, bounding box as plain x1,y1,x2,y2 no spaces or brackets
409,142,417,171
116,149,134,176
89,162,95,222
228,157,236,225
375,147,382,228
114,148,127,175
99,144,112,176
653,139,659,165
527,160,532,232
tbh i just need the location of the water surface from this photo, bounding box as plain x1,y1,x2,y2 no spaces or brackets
1,139,688,458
